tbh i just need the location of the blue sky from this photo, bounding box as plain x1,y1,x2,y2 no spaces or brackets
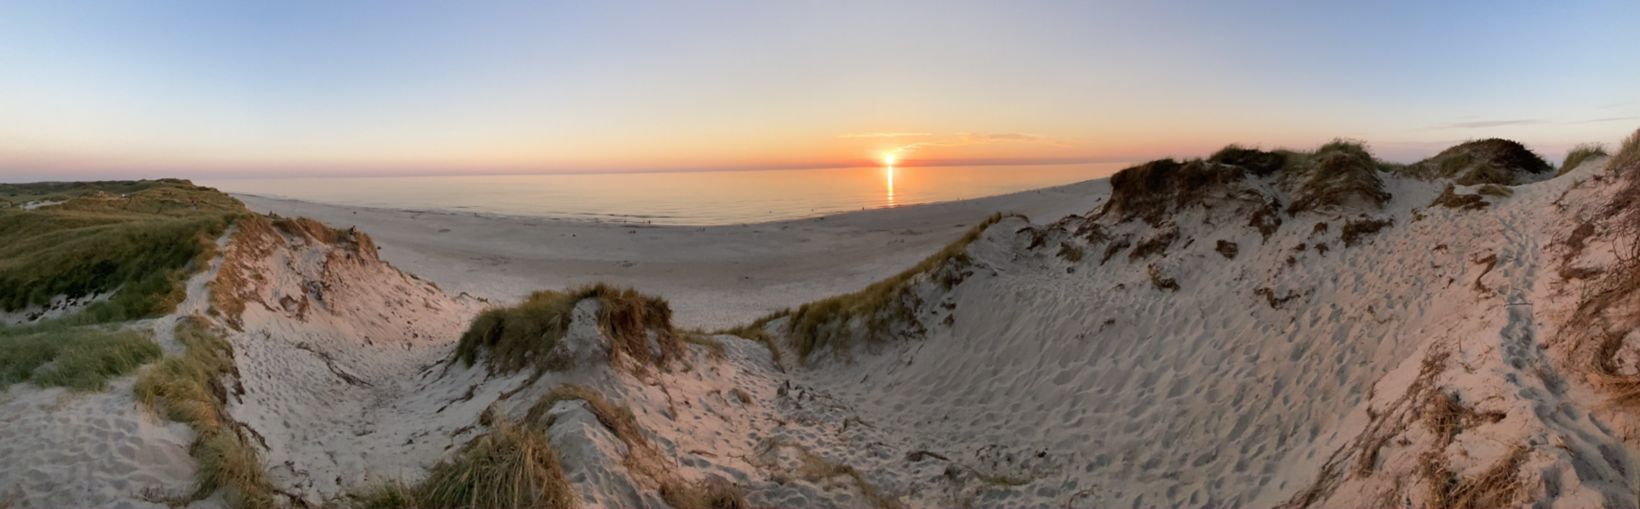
1,0,1636,179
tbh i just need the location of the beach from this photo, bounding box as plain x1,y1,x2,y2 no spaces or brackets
235,178,1110,330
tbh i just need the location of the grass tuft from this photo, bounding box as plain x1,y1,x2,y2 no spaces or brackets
783,213,1011,361
0,325,160,391
1559,143,1608,176
1286,139,1392,213
134,316,276,509
352,417,575,509
1613,128,1640,175
454,283,680,374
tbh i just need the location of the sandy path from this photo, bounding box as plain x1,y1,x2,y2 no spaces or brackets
235,179,1108,329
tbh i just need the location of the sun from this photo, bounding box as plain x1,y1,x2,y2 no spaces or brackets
882,153,897,166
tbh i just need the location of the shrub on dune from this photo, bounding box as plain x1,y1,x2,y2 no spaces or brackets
455,283,681,373
1285,139,1393,213
1402,138,1552,185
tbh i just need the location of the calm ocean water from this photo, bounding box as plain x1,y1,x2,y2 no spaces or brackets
201,163,1124,225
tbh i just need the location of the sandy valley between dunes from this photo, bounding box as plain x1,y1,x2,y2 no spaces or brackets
236,178,1109,330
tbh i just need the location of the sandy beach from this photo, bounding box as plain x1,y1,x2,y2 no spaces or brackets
236,178,1110,330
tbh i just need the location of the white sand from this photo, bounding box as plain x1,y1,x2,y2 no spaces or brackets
234,179,1109,330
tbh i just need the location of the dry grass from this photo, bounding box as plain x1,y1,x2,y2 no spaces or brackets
1127,227,1179,260
1429,184,1488,211
759,438,902,509
134,316,276,509
1097,159,1248,226
353,417,575,509
1055,242,1083,263
1421,444,1527,509
1340,217,1394,247
1559,143,1608,176
0,325,160,391
783,213,1011,362
1286,139,1392,214
717,312,788,371
1611,128,1640,175
660,477,749,509
455,283,680,374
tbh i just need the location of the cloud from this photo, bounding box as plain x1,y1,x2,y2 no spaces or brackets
1563,115,1639,125
888,132,1075,155
1431,119,1545,129
837,132,933,138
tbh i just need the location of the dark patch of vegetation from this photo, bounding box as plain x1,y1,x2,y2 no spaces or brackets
1128,227,1179,260
455,283,680,374
1215,240,1238,259
783,213,1011,361
353,417,575,509
1286,140,1393,213
0,180,244,324
661,477,749,509
1248,199,1283,239
1474,184,1512,197
1341,217,1394,247
1147,265,1179,292
0,325,160,390
135,316,277,509
1100,235,1133,264
1208,144,1288,177
1096,159,1247,225
1429,184,1488,211
1254,287,1300,310
1559,143,1607,176
1403,138,1551,185
1056,242,1083,263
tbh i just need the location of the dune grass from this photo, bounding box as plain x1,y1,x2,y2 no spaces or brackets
0,324,160,391
352,417,576,509
0,180,243,324
1285,139,1393,213
783,213,1011,361
134,316,276,509
454,283,680,374
524,383,749,509
1559,143,1608,176
1402,138,1550,185
1613,128,1640,175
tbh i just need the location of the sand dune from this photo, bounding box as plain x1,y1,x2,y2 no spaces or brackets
3,138,1640,508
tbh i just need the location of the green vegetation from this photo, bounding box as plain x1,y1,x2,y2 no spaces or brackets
0,179,245,324
455,283,680,374
1401,138,1551,185
1559,143,1608,176
352,417,575,509
135,316,276,509
784,213,1011,361
0,325,160,391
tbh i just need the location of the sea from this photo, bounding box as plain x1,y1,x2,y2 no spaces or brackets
200,163,1124,226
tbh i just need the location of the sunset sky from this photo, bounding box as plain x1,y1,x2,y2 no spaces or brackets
2,0,1637,180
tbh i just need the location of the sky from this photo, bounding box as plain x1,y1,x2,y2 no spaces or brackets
1,0,1637,180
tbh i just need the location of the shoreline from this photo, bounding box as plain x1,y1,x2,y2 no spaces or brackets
235,177,1112,329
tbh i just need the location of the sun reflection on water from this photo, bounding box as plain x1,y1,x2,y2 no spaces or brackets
885,163,895,206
